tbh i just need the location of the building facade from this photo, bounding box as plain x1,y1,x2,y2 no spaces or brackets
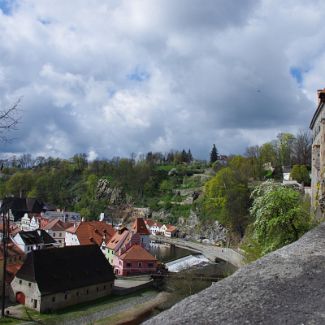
310,89,325,217
10,245,115,313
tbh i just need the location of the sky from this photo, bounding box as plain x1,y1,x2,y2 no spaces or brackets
0,0,324,160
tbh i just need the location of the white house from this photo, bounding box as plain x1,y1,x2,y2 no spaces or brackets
64,224,80,246
42,219,73,247
12,229,59,253
161,224,177,238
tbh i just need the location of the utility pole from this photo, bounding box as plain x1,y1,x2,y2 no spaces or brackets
1,203,9,318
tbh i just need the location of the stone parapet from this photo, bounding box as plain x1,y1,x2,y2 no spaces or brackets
145,224,325,324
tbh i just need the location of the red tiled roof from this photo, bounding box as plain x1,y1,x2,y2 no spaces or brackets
166,225,177,233
42,218,72,231
0,240,25,261
107,228,129,250
119,244,157,262
74,221,116,246
132,218,150,235
144,219,155,227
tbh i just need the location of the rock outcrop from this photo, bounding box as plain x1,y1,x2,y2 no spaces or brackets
145,223,325,325
178,211,228,245
96,179,127,205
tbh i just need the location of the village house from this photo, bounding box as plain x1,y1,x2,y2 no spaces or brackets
20,213,49,232
1,197,45,223
310,88,325,217
12,229,58,253
42,218,73,247
161,224,178,237
106,227,130,265
129,217,151,249
110,218,156,275
10,245,115,312
144,219,162,235
113,244,157,276
65,221,116,255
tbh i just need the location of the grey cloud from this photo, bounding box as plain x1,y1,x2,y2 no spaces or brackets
0,0,324,159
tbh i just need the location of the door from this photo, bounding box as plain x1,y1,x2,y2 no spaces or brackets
16,292,25,305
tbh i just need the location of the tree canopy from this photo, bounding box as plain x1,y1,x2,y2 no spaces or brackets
249,181,311,255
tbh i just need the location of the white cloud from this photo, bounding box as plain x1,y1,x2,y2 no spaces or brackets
0,0,324,159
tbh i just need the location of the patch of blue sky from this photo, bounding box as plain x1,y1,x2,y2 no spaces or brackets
0,0,14,15
127,67,150,82
38,17,52,25
107,89,116,98
290,66,306,86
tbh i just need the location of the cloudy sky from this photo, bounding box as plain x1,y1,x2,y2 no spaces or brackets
0,0,324,160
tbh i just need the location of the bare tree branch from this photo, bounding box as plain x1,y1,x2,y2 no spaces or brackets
0,98,22,142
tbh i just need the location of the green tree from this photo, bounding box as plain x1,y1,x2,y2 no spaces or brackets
259,142,278,166
210,144,218,163
290,165,310,185
6,171,34,197
203,167,249,235
249,181,311,255
277,133,295,166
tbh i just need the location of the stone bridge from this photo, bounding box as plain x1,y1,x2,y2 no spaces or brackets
152,236,245,268
146,224,325,324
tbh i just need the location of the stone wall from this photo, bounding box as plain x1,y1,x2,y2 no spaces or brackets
145,223,325,325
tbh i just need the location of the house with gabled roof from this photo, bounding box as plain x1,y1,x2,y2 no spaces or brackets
10,245,115,312
161,224,178,237
113,244,157,276
12,229,58,253
145,219,162,235
1,197,45,222
129,217,151,249
42,218,73,247
106,227,130,265
65,221,116,257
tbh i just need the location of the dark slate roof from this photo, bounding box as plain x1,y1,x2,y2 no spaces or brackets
15,245,115,294
0,197,45,221
19,230,56,245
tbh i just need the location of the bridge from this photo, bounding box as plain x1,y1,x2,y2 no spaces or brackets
151,236,245,268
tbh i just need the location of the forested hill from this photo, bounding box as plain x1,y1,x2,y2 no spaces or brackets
0,131,314,258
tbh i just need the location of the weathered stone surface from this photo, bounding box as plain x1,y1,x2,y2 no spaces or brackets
145,223,325,325
96,179,126,205
177,211,228,244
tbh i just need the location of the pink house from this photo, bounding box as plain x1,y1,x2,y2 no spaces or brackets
113,244,157,276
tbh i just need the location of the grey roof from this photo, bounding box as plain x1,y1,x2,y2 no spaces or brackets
19,229,56,245
15,245,115,294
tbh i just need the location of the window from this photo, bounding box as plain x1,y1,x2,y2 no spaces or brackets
52,297,56,302
148,263,154,268
64,294,68,300
28,282,31,287
19,280,22,285
59,233,62,237
126,263,131,267
96,287,99,292
76,292,79,297
103,285,106,290
86,289,89,295
138,262,142,268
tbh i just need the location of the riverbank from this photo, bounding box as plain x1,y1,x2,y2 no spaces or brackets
151,235,245,268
